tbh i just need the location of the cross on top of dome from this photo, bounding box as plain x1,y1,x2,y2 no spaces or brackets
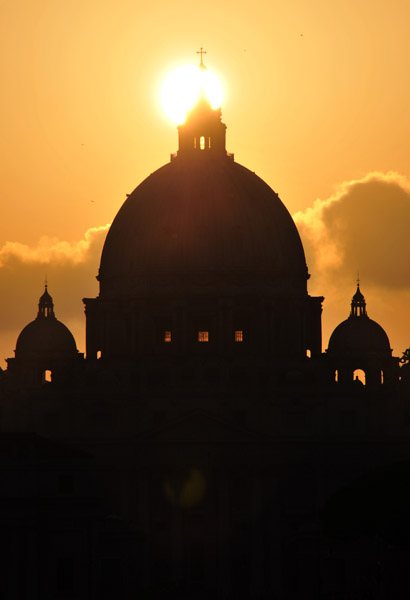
196,47,207,70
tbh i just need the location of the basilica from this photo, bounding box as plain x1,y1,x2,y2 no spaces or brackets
0,57,409,599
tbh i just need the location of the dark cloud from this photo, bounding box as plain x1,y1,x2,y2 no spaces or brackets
294,172,410,290
294,172,410,354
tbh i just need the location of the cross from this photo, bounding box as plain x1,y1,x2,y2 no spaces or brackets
197,47,207,66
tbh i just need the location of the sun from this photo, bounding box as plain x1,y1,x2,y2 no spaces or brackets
161,64,223,125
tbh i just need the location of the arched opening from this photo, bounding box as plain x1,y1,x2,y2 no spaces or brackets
353,368,366,386
43,369,52,383
335,369,338,383
306,349,311,358
97,350,102,359
200,136,205,150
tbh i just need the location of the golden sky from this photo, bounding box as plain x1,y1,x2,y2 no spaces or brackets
1,0,410,366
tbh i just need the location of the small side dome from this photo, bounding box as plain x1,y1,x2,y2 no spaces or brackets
328,316,391,355
15,285,78,359
328,284,391,356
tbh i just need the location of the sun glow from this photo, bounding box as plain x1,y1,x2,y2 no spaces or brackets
161,65,223,124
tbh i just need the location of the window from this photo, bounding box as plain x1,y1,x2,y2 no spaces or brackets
97,350,102,359
164,330,172,343
44,369,52,383
306,349,311,358
353,368,366,385
208,136,211,148
234,330,244,342
198,331,209,342
200,136,205,150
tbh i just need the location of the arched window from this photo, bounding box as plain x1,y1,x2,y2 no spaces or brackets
353,368,366,385
200,136,205,150
335,369,338,383
97,350,102,359
306,349,311,358
43,369,52,383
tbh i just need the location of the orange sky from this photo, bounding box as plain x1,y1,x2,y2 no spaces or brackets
0,0,410,367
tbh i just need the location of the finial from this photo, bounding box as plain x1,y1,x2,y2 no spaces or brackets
197,47,207,70
45,273,48,291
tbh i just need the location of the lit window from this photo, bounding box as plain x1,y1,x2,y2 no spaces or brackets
235,330,244,342
200,136,205,150
164,330,172,343
208,136,211,148
198,331,209,342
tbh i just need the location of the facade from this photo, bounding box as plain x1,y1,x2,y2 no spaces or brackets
0,59,409,598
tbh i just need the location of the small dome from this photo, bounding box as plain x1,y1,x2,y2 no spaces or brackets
327,284,391,356
15,286,78,359
16,318,77,358
328,316,391,355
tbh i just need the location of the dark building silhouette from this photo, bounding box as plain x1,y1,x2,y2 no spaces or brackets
327,283,399,387
1,56,410,598
6,285,83,387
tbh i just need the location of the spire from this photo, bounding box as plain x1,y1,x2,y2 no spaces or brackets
38,283,55,319
350,282,367,317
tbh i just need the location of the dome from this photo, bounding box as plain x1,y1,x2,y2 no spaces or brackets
99,158,308,296
15,286,77,359
16,318,77,358
328,316,391,355
327,284,391,356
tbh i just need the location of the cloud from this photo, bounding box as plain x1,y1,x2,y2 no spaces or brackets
0,224,110,267
293,172,410,354
294,171,410,290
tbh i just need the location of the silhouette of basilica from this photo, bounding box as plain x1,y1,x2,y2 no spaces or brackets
0,56,409,599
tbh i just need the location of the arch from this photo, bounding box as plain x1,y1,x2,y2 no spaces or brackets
306,349,311,358
353,368,365,385
97,350,102,359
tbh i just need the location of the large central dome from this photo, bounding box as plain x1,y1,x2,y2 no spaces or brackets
99,82,308,298
84,60,323,363
99,157,308,296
